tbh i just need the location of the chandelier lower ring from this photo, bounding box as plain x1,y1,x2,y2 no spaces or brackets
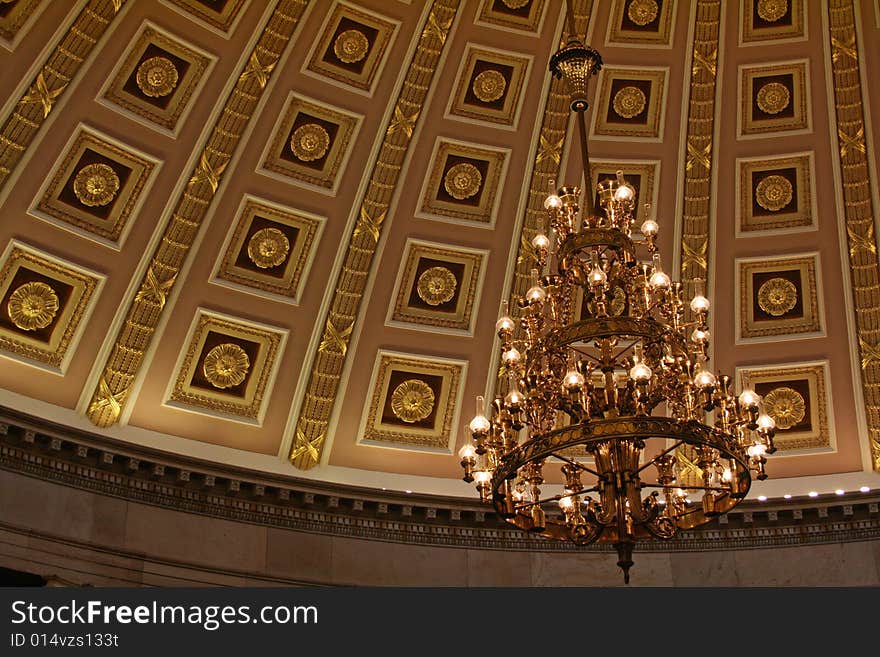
490,416,752,541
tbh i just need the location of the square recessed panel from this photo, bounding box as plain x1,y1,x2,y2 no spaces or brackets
417,138,509,226
167,310,286,423
737,361,833,452
0,241,102,372
739,60,809,138
592,67,667,140
606,0,676,47
161,0,247,35
30,126,160,248
740,0,805,44
737,152,814,235
259,93,361,194
475,0,547,34
212,196,323,303
446,45,531,128
304,1,398,94
736,254,823,342
0,0,42,48
387,240,487,335
358,350,466,451
589,160,660,225
100,23,214,135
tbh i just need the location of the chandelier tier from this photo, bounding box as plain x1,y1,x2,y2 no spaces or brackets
458,33,775,583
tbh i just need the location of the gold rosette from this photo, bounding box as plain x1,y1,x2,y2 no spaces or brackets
333,29,369,64
472,69,507,103
247,227,290,269
7,281,59,331
757,0,788,22
290,123,330,162
587,285,626,317
763,386,805,430
757,277,797,317
390,379,435,423
416,266,457,306
500,0,530,8
756,82,790,115
612,86,646,119
202,343,250,389
443,162,482,200
628,0,659,26
755,174,793,212
136,56,179,98
73,163,120,207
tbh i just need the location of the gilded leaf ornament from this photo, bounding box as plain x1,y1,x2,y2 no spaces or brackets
319,318,352,355
20,73,66,118
291,430,324,463
135,266,177,309
859,336,880,369
387,106,419,138
847,224,877,258
189,154,228,193
239,52,276,89
686,140,711,172
87,377,128,427
353,208,385,243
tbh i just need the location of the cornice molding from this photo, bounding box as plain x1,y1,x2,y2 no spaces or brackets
1,406,878,553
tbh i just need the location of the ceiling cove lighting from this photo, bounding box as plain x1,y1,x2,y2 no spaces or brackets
457,19,774,583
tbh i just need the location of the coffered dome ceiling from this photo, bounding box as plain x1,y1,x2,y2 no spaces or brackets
1,0,879,500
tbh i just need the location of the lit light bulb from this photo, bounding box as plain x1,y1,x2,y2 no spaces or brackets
558,496,573,510
649,270,671,288
526,284,546,304
458,443,476,459
505,389,524,408
757,414,776,431
693,370,716,389
473,470,491,484
690,294,710,312
690,328,711,344
502,347,521,366
738,389,760,408
469,413,491,435
544,194,562,210
640,219,659,237
747,443,767,458
629,362,652,382
563,369,585,391
614,183,635,202
531,233,551,250
675,488,686,498
588,266,607,286
495,315,515,333
722,468,732,482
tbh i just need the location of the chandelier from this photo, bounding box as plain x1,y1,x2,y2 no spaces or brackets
457,34,776,583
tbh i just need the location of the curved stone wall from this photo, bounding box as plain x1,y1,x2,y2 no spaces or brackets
1,408,878,586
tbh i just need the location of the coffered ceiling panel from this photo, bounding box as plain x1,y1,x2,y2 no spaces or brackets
0,0,877,499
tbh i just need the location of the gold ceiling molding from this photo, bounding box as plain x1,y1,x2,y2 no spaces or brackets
677,0,721,288
827,0,880,472
84,0,311,428
289,0,460,469
0,0,126,191
508,0,593,309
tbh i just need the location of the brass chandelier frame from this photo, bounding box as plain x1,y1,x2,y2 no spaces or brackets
458,20,776,583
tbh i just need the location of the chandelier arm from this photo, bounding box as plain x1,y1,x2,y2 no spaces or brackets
641,483,730,493
634,440,685,474
549,452,602,478
575,110,595,217
514,487,601,511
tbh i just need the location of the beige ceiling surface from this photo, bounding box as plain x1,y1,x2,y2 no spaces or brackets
0,0,879,497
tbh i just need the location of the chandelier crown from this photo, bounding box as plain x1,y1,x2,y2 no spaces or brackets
459,37,773,584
